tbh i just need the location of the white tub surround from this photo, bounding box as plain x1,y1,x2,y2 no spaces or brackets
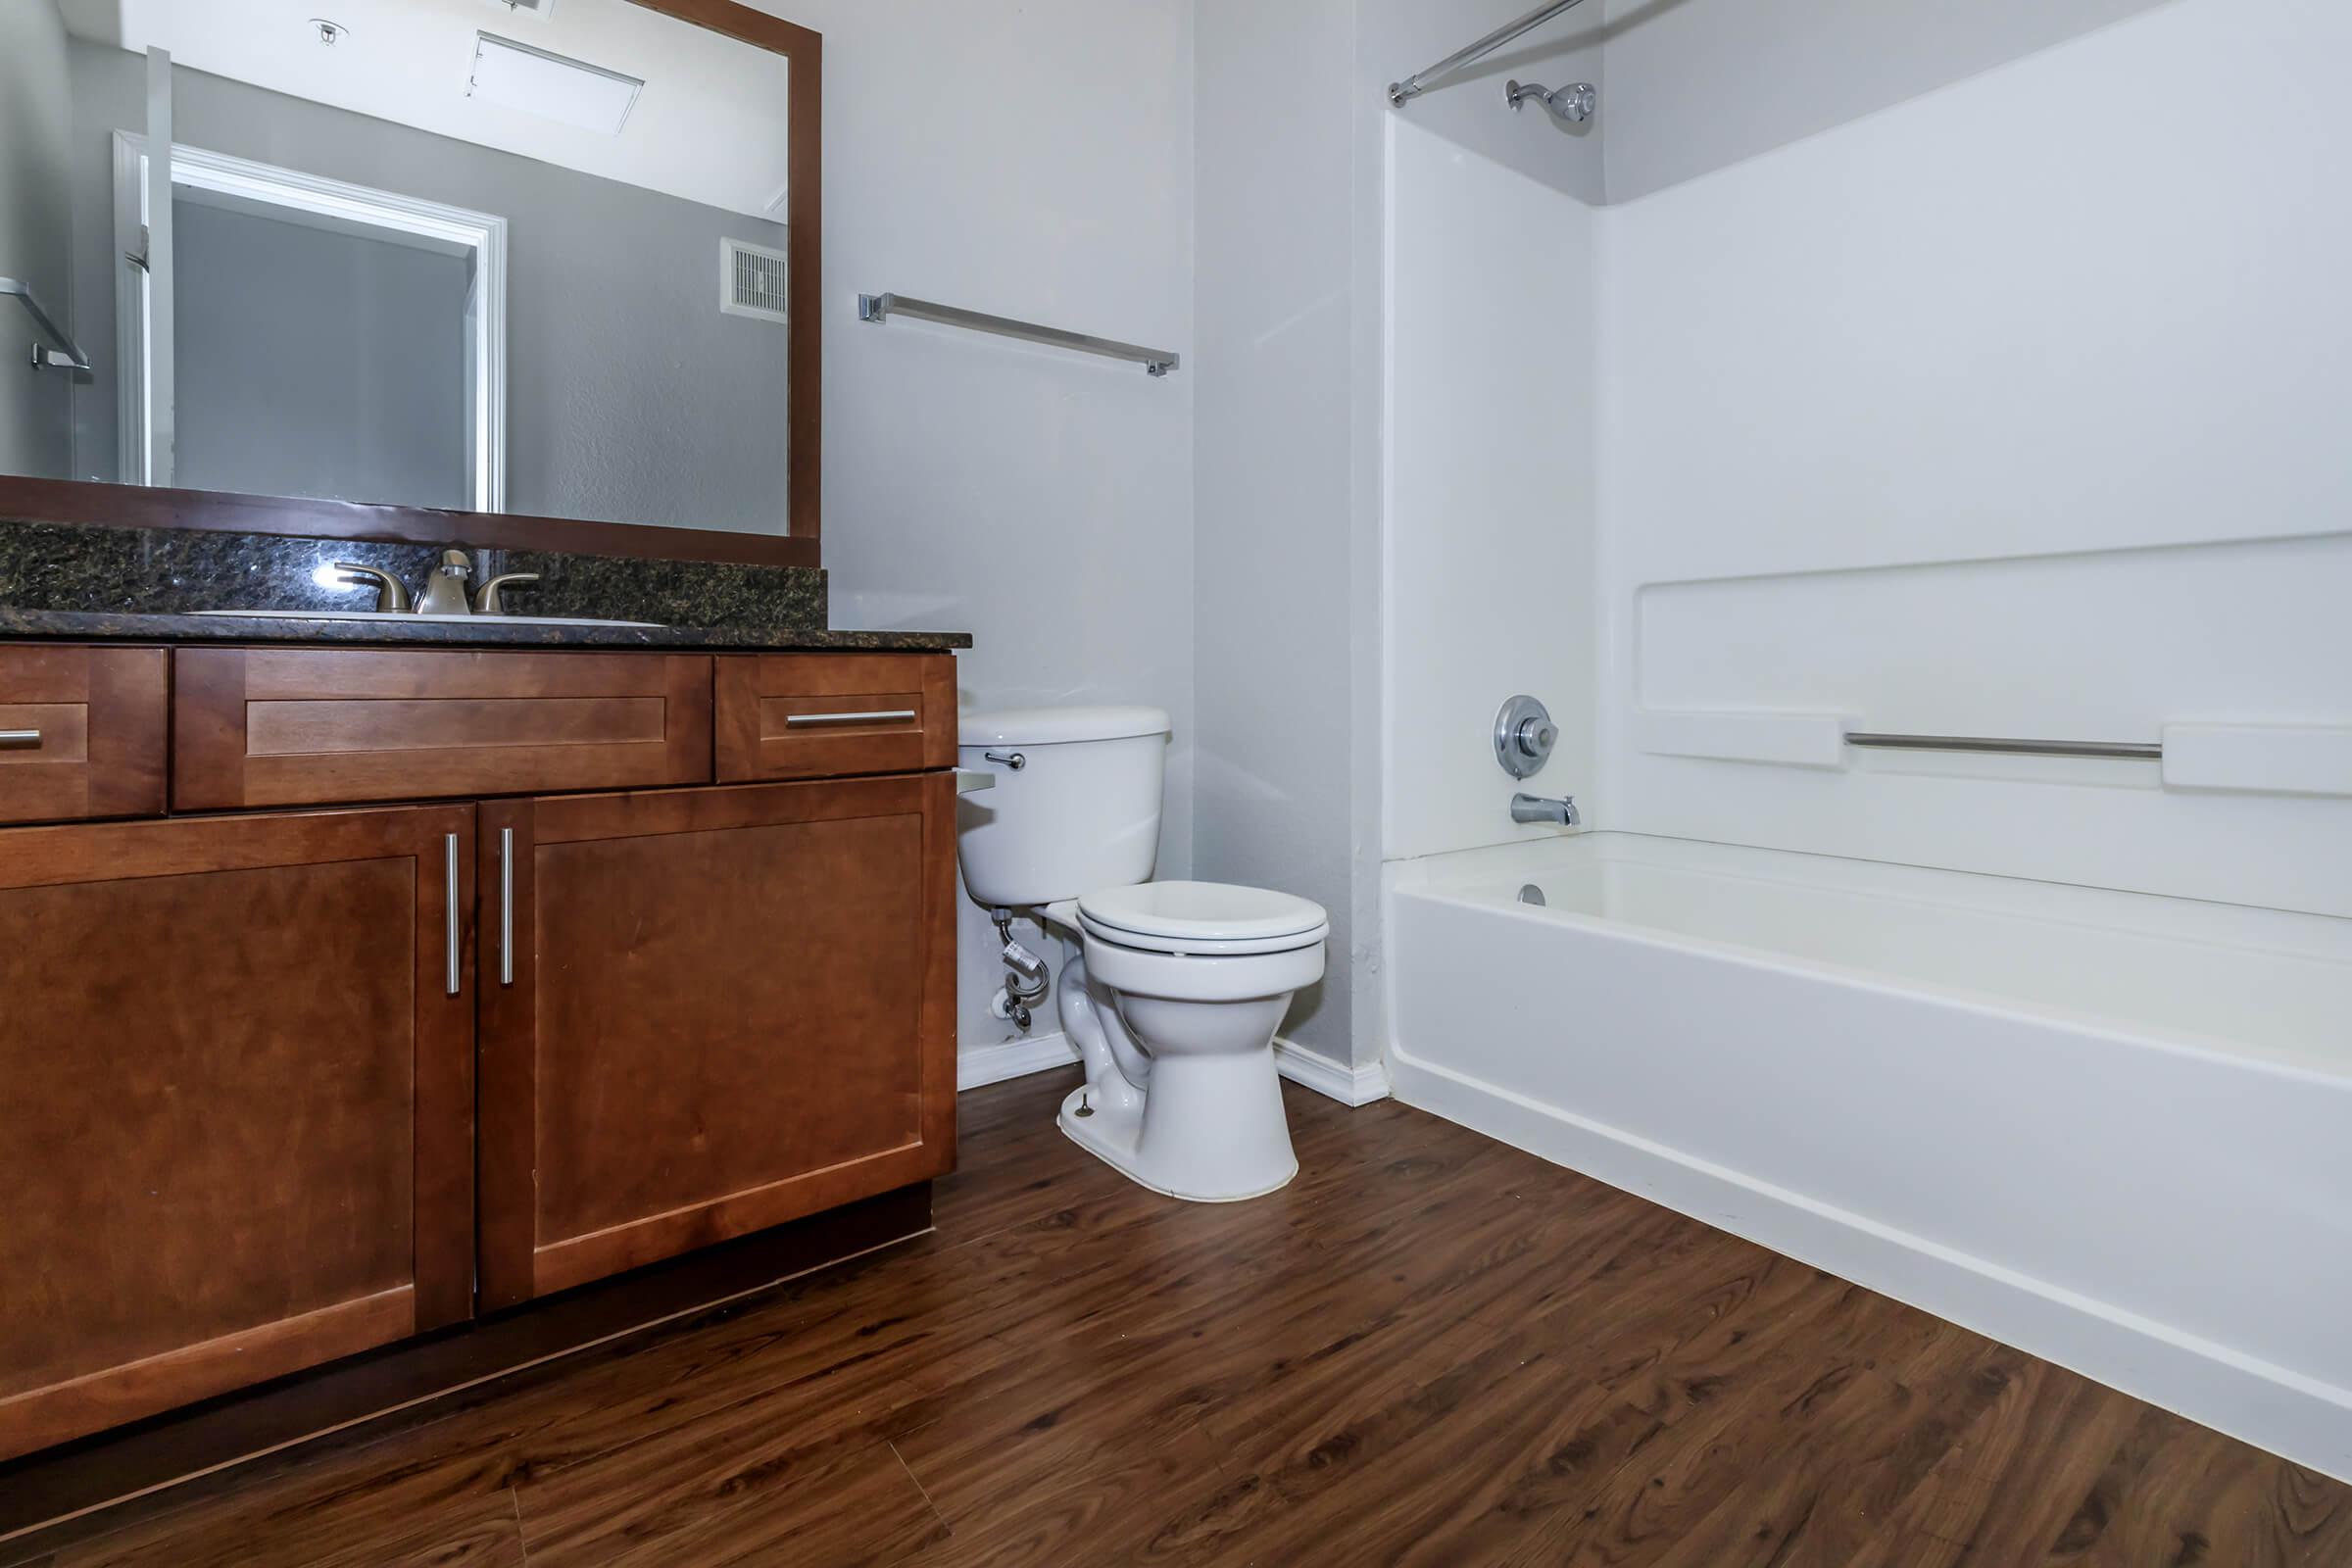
1384,832,2352,1481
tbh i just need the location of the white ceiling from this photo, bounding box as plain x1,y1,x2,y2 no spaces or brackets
59,0,793,220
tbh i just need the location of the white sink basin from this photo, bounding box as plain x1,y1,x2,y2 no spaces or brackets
194,609,663,629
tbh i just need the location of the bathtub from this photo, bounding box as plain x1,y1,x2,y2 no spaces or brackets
1384,831,2352,1480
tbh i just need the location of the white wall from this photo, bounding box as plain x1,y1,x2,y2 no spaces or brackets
1597,0,2352,916
0,0,74,478
1193,0,1359,1062
1598,0,2175,202
771,0,1198,1066
1382,120,1598,863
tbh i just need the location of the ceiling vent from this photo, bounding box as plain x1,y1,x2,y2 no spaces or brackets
721,237,790,325
487,0,555,18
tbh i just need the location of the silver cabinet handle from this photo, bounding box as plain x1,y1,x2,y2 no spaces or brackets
499,827,514,987
0,730,40,749
954,768,997,793
783,709,918,727
444,833,461,997
984,750,1026,770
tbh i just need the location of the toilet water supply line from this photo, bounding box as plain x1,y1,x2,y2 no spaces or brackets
991,906,1153,1101
991,906,1051,1028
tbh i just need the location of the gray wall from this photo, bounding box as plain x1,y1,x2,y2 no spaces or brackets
173,200,470,509
0,1,75,479
1600,0,2179,202
1193,0,1361,1064
67,41,793,532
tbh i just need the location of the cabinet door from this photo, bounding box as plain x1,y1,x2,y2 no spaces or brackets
0,807,474,1461
478,775,956,1307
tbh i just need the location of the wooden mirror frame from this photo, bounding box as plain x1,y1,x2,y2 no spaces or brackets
0,0,821,570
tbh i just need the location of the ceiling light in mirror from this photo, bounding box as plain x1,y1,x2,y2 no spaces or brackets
469,33,643,135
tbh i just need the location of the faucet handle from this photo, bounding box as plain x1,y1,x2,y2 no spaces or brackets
329,563,413,614
473,572,541,615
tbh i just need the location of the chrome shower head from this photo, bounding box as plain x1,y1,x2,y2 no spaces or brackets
1505,78,1596,125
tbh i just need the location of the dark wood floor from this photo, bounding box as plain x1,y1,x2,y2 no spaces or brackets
11,1067,2349,1566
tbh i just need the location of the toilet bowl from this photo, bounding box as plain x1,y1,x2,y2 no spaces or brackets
956,708,1327,1201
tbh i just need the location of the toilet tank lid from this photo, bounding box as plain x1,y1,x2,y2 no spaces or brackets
959,705,1171,746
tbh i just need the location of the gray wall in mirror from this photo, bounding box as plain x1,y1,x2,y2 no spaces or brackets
60,42,795,534
0,0,75,480
174,201,473,510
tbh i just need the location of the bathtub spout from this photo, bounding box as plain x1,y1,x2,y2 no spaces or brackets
1511,792,1581,827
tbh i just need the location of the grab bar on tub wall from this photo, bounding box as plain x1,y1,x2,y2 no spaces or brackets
1845,732,2163,761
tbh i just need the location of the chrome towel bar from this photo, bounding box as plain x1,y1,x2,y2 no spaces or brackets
1846,732,2163,761
1,276,91,371
858,292,1179,377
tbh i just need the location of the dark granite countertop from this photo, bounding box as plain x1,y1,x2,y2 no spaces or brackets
0,607,971,653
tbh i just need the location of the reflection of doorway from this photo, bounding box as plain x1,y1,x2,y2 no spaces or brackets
112,136,505,510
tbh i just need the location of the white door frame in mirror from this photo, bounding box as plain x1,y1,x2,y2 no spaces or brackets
111,133,508,511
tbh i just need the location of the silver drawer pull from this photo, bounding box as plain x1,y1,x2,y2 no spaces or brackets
499,826,515,988
784,709,918,727
955,768,998,794
444,834,462,998
0,729,41,749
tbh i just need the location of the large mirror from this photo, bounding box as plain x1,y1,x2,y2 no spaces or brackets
0,0,817,560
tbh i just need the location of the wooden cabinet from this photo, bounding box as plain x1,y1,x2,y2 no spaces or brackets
0,807,474,1461
0,645,167,824
476,773,957,1307
174,648,713,810
0,644,957,1460
715,652,956,782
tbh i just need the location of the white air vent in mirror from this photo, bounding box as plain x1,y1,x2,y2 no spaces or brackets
721,237,790,324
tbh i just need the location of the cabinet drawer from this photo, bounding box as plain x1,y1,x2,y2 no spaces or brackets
174,648,712,809
0,646,167,824
715,654,956,781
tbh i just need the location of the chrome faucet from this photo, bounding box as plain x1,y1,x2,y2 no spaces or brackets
1511,792,1581,827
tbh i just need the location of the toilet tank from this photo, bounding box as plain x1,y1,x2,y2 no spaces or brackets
956,706,1170,908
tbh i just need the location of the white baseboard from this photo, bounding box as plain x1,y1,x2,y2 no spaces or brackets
1388,1043,2352,1486
956,1032,1079,1092
956,1031,1390,1108
1274,1038,1392,1106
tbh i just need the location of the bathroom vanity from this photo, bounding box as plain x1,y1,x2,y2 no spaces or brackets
0,629,964,1464
0,0,960,1509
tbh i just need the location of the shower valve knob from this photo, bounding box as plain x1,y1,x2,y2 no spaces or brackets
1494,695,1556,780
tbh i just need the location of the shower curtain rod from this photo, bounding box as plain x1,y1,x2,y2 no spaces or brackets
1388,0,1595,108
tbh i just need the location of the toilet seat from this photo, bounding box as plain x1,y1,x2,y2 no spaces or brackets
1077,880,1329,957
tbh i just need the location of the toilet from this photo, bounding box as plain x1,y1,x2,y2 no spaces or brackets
956,706,1327,1201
